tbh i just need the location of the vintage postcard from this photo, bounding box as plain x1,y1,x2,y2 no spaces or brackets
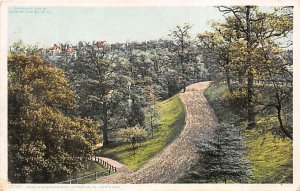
0,0,299,190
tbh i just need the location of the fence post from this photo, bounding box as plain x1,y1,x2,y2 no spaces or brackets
95,172,97,180
94,155,96,161
75,177,77,184
69,174,72,184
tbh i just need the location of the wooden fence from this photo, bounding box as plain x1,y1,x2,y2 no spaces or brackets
90,155,117,173
56,155,117,184
55,170,108,184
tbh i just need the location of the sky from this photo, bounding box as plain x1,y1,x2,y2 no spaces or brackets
8,6,225,48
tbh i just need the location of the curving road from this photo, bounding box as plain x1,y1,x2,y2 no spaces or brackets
92,81,217,183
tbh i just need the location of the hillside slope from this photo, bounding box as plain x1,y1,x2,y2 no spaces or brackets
93,81,217,183
204,83,292,183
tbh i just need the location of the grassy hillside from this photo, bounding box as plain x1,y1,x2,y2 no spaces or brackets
56,161,109,184
99,94,186,171
204,83,293,183
79,162,109,183
241,117,292,183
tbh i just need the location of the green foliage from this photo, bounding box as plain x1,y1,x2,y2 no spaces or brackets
99,94,185,171
126,102,145,128
8,54,77,112
201,6,293,129
78,162,107,176
56,161,110,184
168,23,199,92
8,8,293,182
188,123,251,183
204,82,228,102
257,83,293,138
9,40,40,55
204,83,238,123
222,88,262,119
71,43,133,145
223,89,248,114
204,83,293,183
74,161,109,183
144,104,159,139
116,125,147,153
8,54,100,183
241,117,293,183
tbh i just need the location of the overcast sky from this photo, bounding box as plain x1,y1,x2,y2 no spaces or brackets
8,6,227,48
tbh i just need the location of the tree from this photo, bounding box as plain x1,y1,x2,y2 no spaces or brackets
72,42,132,146
126,100,145,128
198,23,237,93
9,40,40,55
116,125,147,154
188,123,251,183
258,49,293,140
168,23,197,92
144,83,159,139
216,6,293,129
8,54,100,183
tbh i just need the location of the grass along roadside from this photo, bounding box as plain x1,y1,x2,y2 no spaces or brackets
240,117,292,183
76,162,109,183
56,161,109,184
76,161,108,177
99,94,186,171
204,83,292,183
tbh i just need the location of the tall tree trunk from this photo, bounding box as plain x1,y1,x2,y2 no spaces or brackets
102,101,109,146
225,66,233,93
226,76,233,94
181,64,186,93
180,38,186,93
238,71,243,92
273,85,293,140
183,81,186,92
247,70,255,129
246,6,256,129
150,115,154,139
276,105,293,140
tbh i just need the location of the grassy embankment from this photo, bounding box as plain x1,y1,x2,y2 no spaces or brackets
57,161,108,184
204,83,292,183
72,161,109,184
99,94,186,171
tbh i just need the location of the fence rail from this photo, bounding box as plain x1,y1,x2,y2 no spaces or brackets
56,155,118,184
90,155,118,173
55,170,107,184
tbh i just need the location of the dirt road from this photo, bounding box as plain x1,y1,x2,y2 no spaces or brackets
92,81,217,183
